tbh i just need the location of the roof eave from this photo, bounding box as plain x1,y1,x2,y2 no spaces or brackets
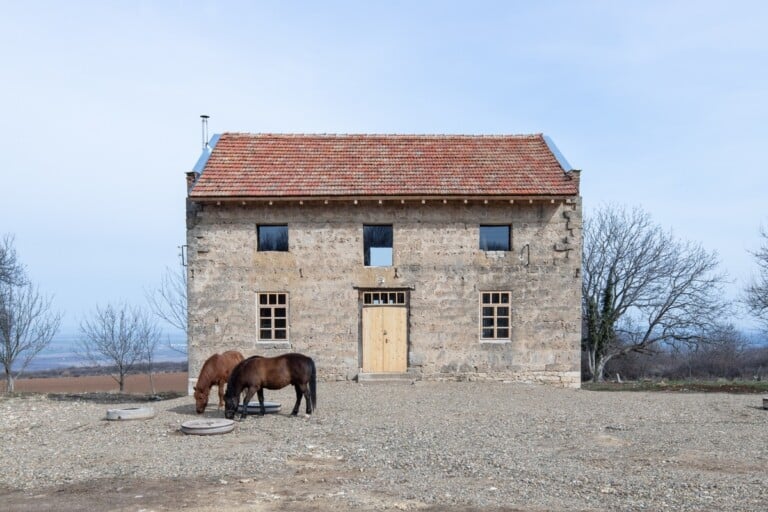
188,193,580,204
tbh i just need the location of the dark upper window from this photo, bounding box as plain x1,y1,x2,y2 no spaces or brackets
258,225,288,251
480,225,511,251
364,225,393,266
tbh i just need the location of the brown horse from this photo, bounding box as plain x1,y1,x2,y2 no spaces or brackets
193,350,245,414
224,353,316,420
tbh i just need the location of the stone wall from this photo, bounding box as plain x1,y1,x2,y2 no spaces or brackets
185,198,582,392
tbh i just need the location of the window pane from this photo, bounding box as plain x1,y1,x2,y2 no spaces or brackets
500,293,509,303
497,317,509,327
482,307,494,316
260,329,272,339
498,307,509,317
275,318,286,328
397,293,405,304
482,317,495,327
258,225,289,251
480,225,510,251
260,319,272,329
278,294,286,304
260,308,271,318
492,293,500,304
497,328,509,338
482,328,494,338
275,329,287,339
275,307,286,317
368,247,392,267
482,293,491,304
259,295,267,305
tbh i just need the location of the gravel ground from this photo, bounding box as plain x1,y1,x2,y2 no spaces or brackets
1,381,767,511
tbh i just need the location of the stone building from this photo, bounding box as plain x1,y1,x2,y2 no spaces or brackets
185,133,582,391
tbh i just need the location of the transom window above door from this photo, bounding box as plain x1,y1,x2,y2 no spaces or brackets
480,225,511,251
363,291,406,305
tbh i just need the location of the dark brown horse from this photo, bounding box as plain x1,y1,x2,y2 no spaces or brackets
193,350,245,414
224,353,316,419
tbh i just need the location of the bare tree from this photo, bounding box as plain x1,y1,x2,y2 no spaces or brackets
78,303,160,392
745,225,768,331
0,282,62,392
146,264,187,355
582,204,730,382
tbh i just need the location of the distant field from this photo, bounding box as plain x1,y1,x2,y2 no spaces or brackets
583,379,768,393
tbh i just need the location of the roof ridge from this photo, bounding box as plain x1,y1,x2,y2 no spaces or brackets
219,132,544,139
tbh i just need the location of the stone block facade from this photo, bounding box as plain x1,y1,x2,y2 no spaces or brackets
186,197,582,390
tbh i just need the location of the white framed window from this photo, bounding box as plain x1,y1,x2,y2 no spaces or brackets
257,292,288,340
480,291,511,341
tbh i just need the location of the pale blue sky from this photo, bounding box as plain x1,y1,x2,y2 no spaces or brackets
1,1,766,334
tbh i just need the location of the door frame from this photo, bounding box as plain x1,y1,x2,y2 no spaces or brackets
358,288,410,373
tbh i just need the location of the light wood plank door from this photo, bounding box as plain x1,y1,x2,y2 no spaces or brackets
362,306,407,372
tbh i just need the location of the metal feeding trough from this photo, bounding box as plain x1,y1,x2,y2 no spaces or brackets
181,418,235,435
237,401,281,414
106,407,156,421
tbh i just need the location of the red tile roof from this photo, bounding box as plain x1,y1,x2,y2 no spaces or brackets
189,133,579,199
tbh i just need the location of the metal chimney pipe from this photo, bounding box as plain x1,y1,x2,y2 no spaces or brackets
200,114,210,149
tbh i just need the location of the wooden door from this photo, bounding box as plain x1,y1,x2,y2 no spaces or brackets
362,292,407,373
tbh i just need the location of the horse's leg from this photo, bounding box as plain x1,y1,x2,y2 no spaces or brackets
291,384,302,416
217,382,225,409
301,382,313,415
240,387,256,420
257,388,266,416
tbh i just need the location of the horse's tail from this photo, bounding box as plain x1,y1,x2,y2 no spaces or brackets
309,357,317,411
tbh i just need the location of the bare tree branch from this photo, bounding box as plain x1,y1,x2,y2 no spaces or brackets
0,234,27,287
745,225,768,330
145,264,187,355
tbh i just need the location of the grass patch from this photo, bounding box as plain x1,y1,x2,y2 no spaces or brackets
583,380,768,394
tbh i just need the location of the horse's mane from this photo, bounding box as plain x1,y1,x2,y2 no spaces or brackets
224,355,263,398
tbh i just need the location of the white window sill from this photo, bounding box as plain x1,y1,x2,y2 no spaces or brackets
256,341,292,349
483,251,509,259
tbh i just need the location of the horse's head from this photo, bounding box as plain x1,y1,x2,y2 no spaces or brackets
224,394,238,419
193,386,209,414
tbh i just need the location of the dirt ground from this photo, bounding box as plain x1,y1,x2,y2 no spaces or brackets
2,378,766,511
2,475,475,512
